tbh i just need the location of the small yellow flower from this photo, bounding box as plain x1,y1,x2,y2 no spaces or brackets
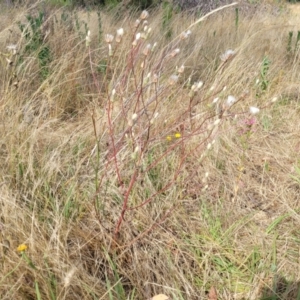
17,244,27,252
174,133,181,138
166,135,172,141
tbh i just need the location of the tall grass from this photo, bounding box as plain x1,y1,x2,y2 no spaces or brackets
0,1,300,299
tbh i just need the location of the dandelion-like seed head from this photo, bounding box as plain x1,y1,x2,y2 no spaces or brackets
135,32,141,41
140,10,149,20
168,75,179,85
134,19,140,28
178,65,185,74
226,95,236,107
196,81,203,90
105,34,114,44
212,97,219,104
116,28,124,36
116,28,124,43
213,119,221,126
249,106,260,115
170,48,180,57
143,44,151,56
180,30,192,40
220,49,236,62
132,33,141,46
191,81,203,92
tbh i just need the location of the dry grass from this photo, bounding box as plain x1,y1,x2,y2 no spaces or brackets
0,1,300,299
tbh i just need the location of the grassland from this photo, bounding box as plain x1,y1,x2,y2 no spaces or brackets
0,1,300,299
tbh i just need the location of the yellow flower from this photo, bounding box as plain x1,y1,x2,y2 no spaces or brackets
166,135,172,141
17,244,27,252
174,132,181,138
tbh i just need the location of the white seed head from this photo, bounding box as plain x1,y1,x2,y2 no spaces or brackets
136,32,141,40
143,44,151,56
197,81,203,89
170,48,180,57
271,97,278,103
152,73,158,83
132,113,138,120
213,119,221,126
105,34,114,43
191,81,203,92
180,30,192,39
220,49,236,62
116,28,124,42
226,95,236,106
249,106,260,115
168,75,179,85
140,10,149,20
134,19,140,28
117,28,124,36
178,65,185,74
212,97,219,104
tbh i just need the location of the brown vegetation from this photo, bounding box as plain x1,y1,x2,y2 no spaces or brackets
0,1,300,299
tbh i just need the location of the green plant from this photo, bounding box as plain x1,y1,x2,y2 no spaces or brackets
259,56,270,92
162,1,173,38
18,11,52,80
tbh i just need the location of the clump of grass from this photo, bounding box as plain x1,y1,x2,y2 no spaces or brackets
0,1,300,299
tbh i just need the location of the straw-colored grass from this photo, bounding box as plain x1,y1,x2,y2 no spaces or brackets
0,1,300,299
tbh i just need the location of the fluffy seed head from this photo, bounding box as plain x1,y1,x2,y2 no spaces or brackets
249,106,260,115
105,34,114,43
140,10,149,20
